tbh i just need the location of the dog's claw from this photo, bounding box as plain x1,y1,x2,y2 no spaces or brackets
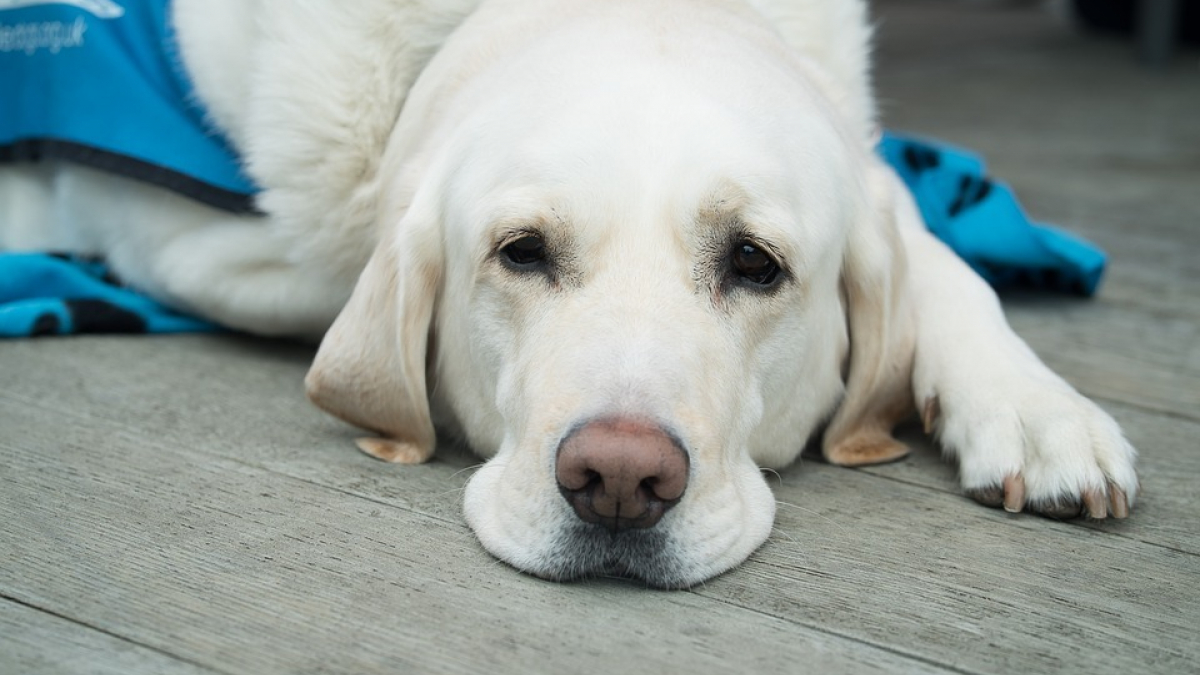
1109,483,1129,519
921,395,941,435
972,475,1135,522
1002,474,1026,513
1083,488,1108,519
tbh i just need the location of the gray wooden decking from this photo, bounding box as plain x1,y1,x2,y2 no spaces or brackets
3,2,1198,673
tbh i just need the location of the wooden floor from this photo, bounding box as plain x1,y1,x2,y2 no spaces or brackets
3,2,1198,673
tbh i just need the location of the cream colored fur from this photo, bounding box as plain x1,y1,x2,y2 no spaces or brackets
0,0,1138,588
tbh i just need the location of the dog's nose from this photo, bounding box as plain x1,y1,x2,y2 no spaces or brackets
555,418,689,533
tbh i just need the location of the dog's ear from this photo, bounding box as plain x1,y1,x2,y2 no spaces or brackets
305,218,441,464
823,161,916,467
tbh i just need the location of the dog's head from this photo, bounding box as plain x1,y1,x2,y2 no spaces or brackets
307,0,913,588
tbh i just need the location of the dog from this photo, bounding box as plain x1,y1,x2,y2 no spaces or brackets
1,0,1139,588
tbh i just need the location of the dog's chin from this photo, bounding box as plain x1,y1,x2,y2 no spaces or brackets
487,522,742,590
533,524,689,589
463,468,776,589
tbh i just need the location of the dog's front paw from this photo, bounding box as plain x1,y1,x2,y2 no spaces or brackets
922,373,1138,520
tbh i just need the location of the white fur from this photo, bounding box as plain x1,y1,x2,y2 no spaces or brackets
0,0,1138,588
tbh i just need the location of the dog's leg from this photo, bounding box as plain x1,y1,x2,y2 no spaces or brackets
3,163,353,338
888,169,1138,519
147,221,356,338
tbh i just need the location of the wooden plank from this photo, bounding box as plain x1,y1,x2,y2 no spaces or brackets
0,400,950,675
1003,299,1200,421
1003,167,1200,320
0,600,219,675
4,336,1198,674
0,336,469,526
709,462,1199,675
861,397,1200,556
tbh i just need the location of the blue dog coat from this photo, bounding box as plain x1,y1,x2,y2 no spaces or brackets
0,0,257,212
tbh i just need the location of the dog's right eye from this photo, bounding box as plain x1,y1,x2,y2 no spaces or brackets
500,234,548,269
729,240,783,290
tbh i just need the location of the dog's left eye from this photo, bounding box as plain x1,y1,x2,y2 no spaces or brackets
731,241,781,287
500,234,548,268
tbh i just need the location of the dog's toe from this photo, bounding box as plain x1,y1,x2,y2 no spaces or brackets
972,476,1134,521
985,480,1135,521
1032,496,1083,520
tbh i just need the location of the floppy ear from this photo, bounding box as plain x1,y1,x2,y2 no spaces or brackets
305,219,441,464
823,161,916,467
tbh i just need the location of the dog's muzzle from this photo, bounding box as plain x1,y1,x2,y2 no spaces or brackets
555,418,689,533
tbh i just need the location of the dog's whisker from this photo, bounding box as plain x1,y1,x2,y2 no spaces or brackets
774,500,851,539
466,557,511,574
449,462,490,480
767,525,800,545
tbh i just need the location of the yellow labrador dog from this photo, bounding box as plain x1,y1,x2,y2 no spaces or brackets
2,0,1138,587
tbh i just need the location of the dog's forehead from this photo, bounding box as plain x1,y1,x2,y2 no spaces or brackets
449,133,858,279
427,5,866,263
449,84,855,210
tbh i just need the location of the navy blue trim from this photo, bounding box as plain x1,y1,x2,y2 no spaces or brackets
1,138,260,215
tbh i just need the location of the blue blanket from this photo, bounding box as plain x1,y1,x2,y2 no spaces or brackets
879,132,1105,296
0,133,1108,337
0,253,217,336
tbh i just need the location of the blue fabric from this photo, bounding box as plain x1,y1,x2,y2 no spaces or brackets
0,0,257,212
0,253,219,336
879,132,1106,296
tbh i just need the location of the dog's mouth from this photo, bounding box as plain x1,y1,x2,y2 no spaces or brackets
533,522,694,589
462,425,776,589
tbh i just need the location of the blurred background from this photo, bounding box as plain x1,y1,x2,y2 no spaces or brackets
871,0,1198,316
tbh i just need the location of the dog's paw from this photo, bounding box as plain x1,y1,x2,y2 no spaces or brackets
921,373,1138,520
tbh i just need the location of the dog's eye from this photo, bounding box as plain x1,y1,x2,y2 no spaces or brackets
731,241,780,287
500,234,547,268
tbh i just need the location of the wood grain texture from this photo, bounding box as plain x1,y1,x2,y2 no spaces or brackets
713,468,1199,674
999,299,1200,420
3,333,1199,674
0,396,952,675
0,601,218,675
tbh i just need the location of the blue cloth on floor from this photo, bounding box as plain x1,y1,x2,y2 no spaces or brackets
879,132,1106,296
0,253,219,336
0,132,1108,337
